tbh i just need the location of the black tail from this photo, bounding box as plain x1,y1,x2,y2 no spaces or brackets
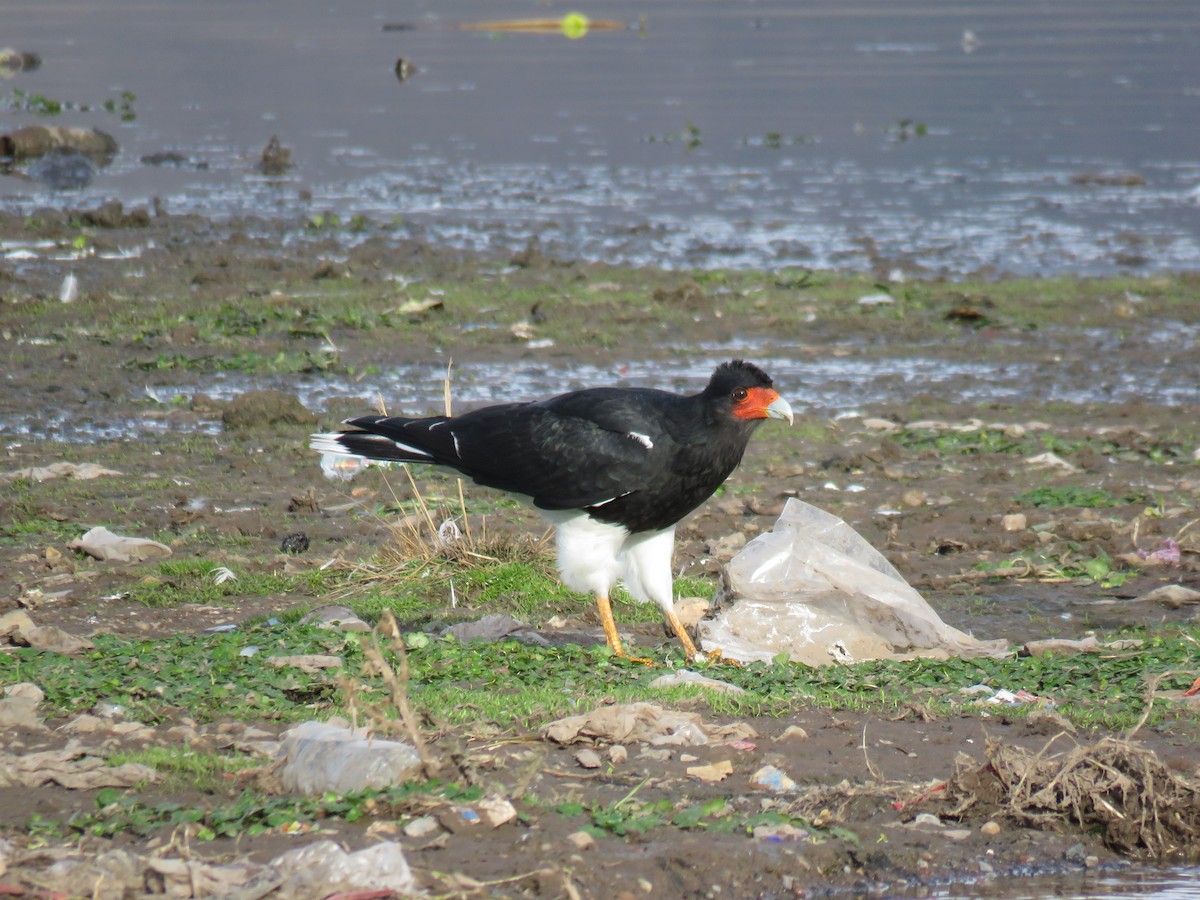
310,414,457,466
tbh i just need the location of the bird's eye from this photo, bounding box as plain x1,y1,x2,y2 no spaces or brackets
732,387,748,402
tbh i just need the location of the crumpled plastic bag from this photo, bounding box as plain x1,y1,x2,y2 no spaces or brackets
699,498,1008,666
68,525,172,562
276,720,422,795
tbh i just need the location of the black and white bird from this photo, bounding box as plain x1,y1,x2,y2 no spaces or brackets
310,359,792,659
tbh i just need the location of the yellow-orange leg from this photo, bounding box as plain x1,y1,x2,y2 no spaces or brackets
663,606,701,660
595,595,653,664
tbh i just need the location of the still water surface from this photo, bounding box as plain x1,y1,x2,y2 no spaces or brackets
3,0,1200,275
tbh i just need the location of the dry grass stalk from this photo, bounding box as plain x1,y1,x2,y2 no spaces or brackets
347,609,442,780
944,734,1200,860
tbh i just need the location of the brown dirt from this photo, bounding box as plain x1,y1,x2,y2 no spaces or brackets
1,208,1198,898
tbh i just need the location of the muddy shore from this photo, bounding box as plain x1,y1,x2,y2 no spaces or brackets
1,207,1198,898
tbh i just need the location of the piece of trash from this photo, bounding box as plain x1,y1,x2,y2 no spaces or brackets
750,764,796,792
1136,538,1182,566
59,273,79,303
1022,636,1143,657
458,13,623,38
395,297,444,315
239,646,260,657
276,720,422,795
753,822,810,842
541,702,755,747
857,293,895,306
211,565,237,585
0,461,123,482
648,669,746,695
320,452,371,481
0,682,46,730
687,760,733,783
699,499,1008,665
0,743,159,790
260,840,415,897
68,526,172,563
985,688,1047,706
1024,451,1078,472
1131,584,1200,608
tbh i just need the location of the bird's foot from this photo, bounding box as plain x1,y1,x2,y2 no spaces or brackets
613,649,657,666
692,647,741,667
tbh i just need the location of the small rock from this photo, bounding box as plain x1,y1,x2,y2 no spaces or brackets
775,725,809,742
901,489,927,507
280,532,310,554
1001,513,1027,532
981,820,1001,837
478,796,517,828
403,815,441,839
575,748,603,769
608,744,628,764
566,830,595,850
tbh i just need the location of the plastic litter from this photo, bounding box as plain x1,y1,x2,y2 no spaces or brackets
276,720,422,795
68,526,172,563
699,499,1008,666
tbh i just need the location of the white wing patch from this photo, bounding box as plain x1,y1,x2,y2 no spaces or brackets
587,491,634,510
626,431,654,450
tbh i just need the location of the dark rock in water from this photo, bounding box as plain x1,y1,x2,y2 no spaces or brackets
26,148,96,190
222,390,316,430
0,49,41,73
141,150,207,170
281,532,310,554
1,125,118,164
259,134,293,176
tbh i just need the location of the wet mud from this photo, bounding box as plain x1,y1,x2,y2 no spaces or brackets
0,210,1198,897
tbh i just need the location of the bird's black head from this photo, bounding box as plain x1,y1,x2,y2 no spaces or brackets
704,359,793,425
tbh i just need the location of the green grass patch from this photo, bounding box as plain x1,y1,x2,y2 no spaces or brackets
124,558,321,608
107,746,262,792
2,618,1195,734
1017,485,1141,509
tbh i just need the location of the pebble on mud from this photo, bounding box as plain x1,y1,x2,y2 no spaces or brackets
981,820,1001,836
1001,513,1027,532
567,830,596,850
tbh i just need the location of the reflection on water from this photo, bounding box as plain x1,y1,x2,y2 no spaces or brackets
3,0,1199,275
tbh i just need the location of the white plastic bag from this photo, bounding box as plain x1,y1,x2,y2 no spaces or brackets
699,498,1008,665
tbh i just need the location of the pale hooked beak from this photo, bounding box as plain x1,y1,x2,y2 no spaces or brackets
766,395,794,425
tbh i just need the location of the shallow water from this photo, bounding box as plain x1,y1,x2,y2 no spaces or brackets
4,0,1200,275
3,327,1195,443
